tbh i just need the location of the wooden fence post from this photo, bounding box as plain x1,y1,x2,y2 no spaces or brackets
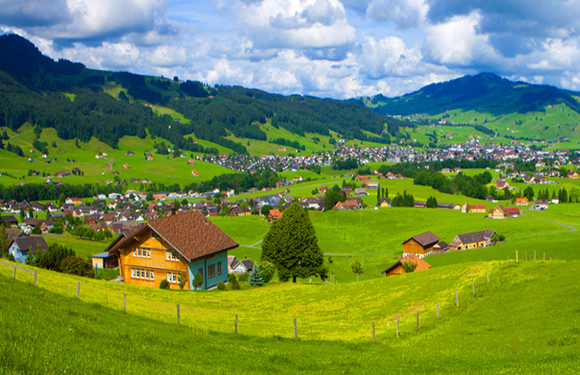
417,311,420,330
34,270,38,284
293,317,298,340
543,252,545,261
77,282,80,299
396,316,400,337
473,281,475,295
12,265,16,279
508,256,510,268
516,251,519,264
176,304,180,325
235,314,238,334
498,260,501,275
311,325,313,341
123,294,127,312
455,291,459,307
534,251,536,260
487,267,489,283
372,322,376,343
525,251,527,261
516,333,519,356
436,303,439,319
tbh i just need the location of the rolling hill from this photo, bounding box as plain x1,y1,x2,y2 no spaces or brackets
0,34,403,157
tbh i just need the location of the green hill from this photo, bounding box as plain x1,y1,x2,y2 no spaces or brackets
1,255,578,373
0,34,402,157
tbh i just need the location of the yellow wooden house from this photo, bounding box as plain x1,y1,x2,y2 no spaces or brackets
107,211,238,290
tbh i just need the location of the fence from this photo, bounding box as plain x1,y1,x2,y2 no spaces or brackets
0,251,550,352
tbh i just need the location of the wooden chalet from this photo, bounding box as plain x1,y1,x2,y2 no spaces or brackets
382,254,431,277
267,209,283,220
515,197,529,206
107,211,238,290
449,230,496,250
489,205,520,219
402,231,440,258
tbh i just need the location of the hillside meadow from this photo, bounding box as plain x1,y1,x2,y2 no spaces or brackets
0,256,579,373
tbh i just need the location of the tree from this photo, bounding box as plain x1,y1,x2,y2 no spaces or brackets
192,270,203,290
248,264,264,286
146,191,154,201
261,203,328,283
60,255,95,278
426,196,438,208
259,261,276,283
351,260,364,282
30,244,75,272
402,261,418,273
228,273,240,290
523,186,535,200
0,226,9,258
260,204,273,216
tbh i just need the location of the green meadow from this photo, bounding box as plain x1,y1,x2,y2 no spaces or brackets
1,255,579,373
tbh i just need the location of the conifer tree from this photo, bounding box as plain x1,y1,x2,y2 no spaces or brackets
248,264,264,286
262,203,328,283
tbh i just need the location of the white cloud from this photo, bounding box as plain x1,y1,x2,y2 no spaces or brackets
358,35,422,78
366,0,428,29
422,11,497,67
147,45,187,67
233,0,356,49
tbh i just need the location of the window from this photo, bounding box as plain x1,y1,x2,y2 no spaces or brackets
166,250,180,261
131,268,154,280
217,262,222,276
208,265,215,279
133,248,151,258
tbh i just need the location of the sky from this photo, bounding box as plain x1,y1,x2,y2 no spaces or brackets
2,0,580,99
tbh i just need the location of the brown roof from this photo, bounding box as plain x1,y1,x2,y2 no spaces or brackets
11,236,48,254
381,254,431,274
403,231,440,247
108,211,238,262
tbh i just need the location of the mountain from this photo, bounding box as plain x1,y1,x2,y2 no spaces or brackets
353,73,580,117
0,34,404,155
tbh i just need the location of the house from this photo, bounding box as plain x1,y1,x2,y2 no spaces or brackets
489,205,520,219
354,188,368,196
469,204,486,213
267,209,283,220
379,198,391,208
1,215,19,227
431,241,449,255
230,257,255,274
449,230,496,250
91,251,119,269
22,218,53,234
381,254,431,277
567,170,579,179
496,180,509,190
107,211,238,290
65,197,84,205
191,169,199,177
334,198,362,210
535,200,549,210
402,231,440,258
438,203,461,210
355,175,371,182
515,197,529,206
8,236,48,263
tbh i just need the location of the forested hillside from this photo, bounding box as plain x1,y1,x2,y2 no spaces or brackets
0,34,401,155
354,73,580,117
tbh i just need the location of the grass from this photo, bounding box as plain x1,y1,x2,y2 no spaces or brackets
0,257,579,373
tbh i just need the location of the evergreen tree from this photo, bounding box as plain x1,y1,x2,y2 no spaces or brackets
376,185,381,206
426,196,438,208
262,203,328,283
248,264,264,286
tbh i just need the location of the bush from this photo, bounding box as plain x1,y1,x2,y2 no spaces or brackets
217,281,226,290
60,255,95,278
248,265,264,286
402,261,418,273
192,270,204,290
159,279,170,289
229,274,240,290
238,273,249,282
259,261,276,283
31,244,75,271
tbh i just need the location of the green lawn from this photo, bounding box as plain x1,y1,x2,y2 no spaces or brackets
0,257,578,373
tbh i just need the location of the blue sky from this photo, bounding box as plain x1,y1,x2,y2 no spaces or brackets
2,0,580,99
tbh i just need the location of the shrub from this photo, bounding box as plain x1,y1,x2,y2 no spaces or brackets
179,274,188,290
60,255,95,278
159,279,170,289
259,261,276,283
192,270,203,290
229,274,240,290
217,281,226,290
402,261,418,273
238,273,249,282
248,265,264,286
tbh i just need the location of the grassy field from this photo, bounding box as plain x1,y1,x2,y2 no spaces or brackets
0,126,233,188
0,256,579,373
